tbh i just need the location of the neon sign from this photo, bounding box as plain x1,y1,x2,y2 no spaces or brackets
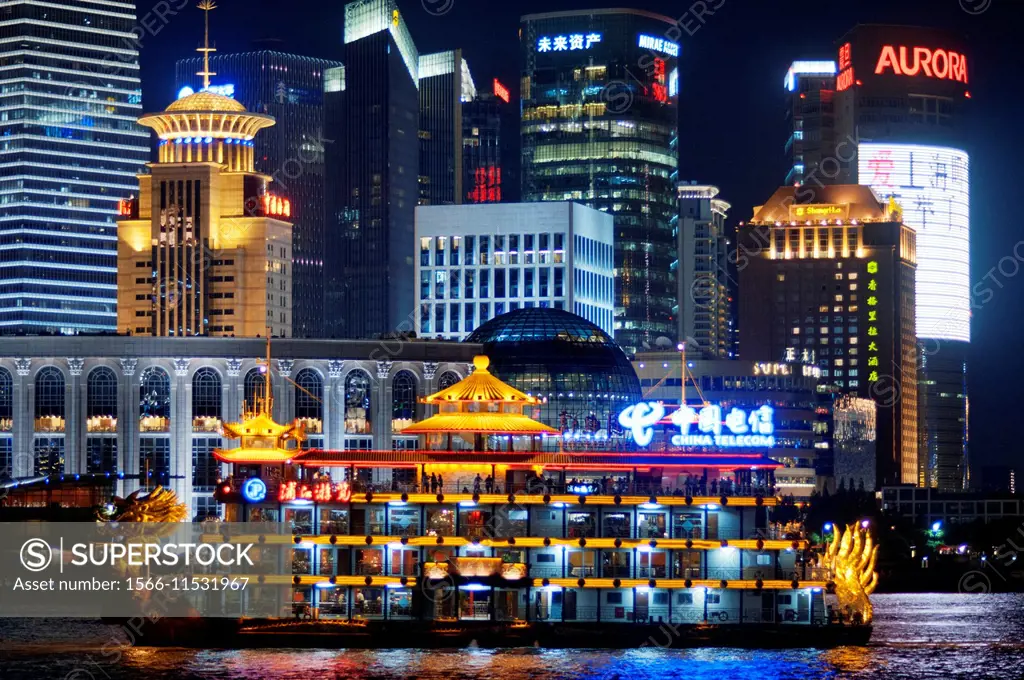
242,478,267,503
177,84,237,100
874,46,968,84
836,43,855,92
278,480,352,503
493,79,510,103
536,33,602,53
638,34,679,57
618,402,664,447
620,402,776,448
262,194,292,219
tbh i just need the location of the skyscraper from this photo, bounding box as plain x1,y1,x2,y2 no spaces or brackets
783,61,838,186
325,0,420,339
0,0,149,334
418,50,475,206
786,26,971,489
174,51,343,339
738,185,918,489
675,183,732,359
521,9,680,355
462,86,507,205
119,7,292,340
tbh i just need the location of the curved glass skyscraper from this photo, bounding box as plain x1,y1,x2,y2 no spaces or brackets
0,0,149,333
520,9,680,356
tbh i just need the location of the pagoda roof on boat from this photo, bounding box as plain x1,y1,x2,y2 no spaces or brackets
291,449,783,470
398,412,560,436
422,355,539,405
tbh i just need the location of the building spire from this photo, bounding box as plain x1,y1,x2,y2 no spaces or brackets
196,0,217,90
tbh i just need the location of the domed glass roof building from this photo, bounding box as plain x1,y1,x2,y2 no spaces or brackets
465,308,641,442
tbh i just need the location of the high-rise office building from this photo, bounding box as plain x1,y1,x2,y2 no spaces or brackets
174,51,343,339
738,185,918,488
783,61,838,186
463,87,507,204
325,0,420,339
418,50,475,206
521,9,680,355
414,202,615,340
675,183,732,359
117,90,292,338
0,0,149,334
787,26,971,490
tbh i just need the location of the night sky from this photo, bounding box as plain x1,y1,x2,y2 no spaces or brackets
139,0,1023,469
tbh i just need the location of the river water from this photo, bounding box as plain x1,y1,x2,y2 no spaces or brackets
1,594,1021,679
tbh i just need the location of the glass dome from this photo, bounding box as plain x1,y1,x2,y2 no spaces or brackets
465,308,641,441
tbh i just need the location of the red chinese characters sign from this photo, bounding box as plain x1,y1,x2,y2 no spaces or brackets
874,45,968,84
493,78,510,103
278,481,352,503
837,42,854,92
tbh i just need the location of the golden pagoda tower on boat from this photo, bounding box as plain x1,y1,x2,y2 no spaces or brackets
402,355,559,452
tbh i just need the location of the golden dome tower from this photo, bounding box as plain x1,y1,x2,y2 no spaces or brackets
137,1,274,172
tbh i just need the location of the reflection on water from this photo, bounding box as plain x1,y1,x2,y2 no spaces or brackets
2,594,1022,679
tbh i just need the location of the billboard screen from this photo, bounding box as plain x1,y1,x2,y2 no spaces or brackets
858,143,970,343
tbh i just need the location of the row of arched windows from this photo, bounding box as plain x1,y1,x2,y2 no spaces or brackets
0,366,464,435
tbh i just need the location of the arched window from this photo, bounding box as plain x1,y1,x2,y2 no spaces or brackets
0,367,12,432
35,366,66,430
192,367,222,430
438,371,461,391
139,366,171,426
86,367,118,433
244,367,265,412
392,370,417,432
344,370,372,434
295,368,324,423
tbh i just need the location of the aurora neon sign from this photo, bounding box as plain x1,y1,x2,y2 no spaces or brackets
619,402,776,448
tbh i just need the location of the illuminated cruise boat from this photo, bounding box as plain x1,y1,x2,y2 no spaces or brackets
200,352,877,647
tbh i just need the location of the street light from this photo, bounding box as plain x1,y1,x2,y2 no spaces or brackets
823,522,833,532
932,520,942,533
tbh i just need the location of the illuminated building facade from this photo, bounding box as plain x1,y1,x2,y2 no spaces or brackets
787,25,971,490
737,185,918,488
0,0,149,334
675,183,733,359
783,61,837,186
0,336,478,519
174,52,344,339
521,9,680,355
419,50,475,206
462,90,506,204
325,0,420,338
117,90,293,338
414,203,615,339
633,353,830,496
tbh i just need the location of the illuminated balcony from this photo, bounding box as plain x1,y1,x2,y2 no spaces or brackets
297,418,322,434
34,416,65,433
423,558,528,580
139,416,170,433
192,416,222,433
86,416,117,433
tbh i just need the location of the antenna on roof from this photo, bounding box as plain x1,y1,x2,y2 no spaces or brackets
196,1,218,90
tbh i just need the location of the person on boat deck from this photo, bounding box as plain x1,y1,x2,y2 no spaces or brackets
355,589,365,613
473,474,483,494
438,474,444,492
485,475,494,493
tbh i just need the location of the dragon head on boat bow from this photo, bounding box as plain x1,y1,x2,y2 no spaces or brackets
820,522,878,624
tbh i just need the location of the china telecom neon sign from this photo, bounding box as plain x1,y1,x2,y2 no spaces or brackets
875,45,968,84
619,402,776,448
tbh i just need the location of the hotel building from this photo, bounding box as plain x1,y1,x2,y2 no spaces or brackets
787,26,971,490
737,185,918,489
